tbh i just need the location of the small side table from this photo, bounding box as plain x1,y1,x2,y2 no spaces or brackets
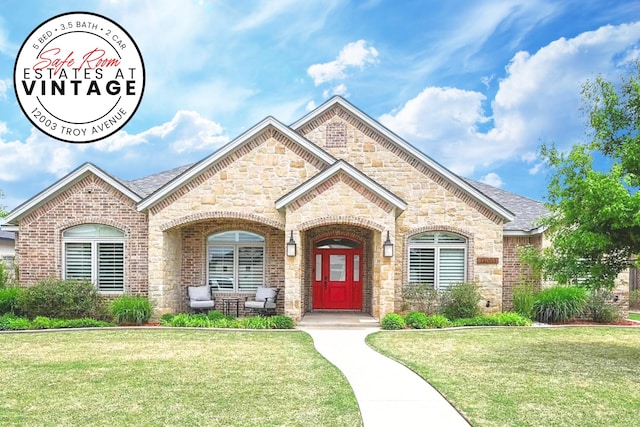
222,298,240,317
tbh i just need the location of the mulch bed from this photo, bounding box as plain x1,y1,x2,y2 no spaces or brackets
551,319,640,326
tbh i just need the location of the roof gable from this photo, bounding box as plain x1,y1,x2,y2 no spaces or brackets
137,116,336,211
292,96,515,223
2,163,142,226
276,160,407,215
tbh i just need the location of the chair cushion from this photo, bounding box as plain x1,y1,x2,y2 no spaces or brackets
254,287,276,302
245,300,276,310
190,300,215,309
188,285,211,301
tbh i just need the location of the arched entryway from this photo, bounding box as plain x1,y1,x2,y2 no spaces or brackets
312,237,363,310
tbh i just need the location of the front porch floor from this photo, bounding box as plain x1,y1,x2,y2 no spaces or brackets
297,311,380,328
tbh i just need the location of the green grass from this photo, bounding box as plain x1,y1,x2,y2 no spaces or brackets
368,328,640,427
629,312,640,321
0,330,361,427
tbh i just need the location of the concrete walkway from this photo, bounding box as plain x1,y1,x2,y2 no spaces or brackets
299,316,471,427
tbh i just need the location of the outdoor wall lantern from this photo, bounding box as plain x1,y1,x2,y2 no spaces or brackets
383,231,394,257
613,295,619,302
486,300,491,308
287,231,297,257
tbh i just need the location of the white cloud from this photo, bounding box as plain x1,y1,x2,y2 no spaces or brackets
0,128,74,181
379,22,640,176
307,40,379,85
93,110,228,154
305,100,316,112
332,83,349,97
479,172,504,188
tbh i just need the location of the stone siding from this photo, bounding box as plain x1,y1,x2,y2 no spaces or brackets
299,110,506,312
147,128,324,316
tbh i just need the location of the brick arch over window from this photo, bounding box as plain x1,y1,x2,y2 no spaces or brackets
298,215,385,232
402,225,475,286
160,211,285,231
54,218,131,273
179,219,286,293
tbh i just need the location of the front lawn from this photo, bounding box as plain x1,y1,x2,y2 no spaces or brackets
368,327,640,427
628,312,640,321
0,330,361,427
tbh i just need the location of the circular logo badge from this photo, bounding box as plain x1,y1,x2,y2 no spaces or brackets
13,12,145,143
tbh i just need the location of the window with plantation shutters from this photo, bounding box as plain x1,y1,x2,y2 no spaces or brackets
408,232,466,290
97,242,124,292
65,242,92,280
62,225,125,293
207,231,265,292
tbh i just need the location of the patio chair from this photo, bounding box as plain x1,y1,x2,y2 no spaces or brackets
187,285,215,312
244,287,280,315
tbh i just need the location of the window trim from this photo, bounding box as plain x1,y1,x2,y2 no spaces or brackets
407,231,467,290
207,230,265,293
62,225,125,294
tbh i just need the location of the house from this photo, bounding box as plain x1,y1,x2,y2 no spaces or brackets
0,230,14,257
3,96,623,320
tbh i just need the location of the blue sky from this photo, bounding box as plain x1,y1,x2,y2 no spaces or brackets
0,0,639,212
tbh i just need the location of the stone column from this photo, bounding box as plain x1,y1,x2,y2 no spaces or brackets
373,226,396,319
148,225,182,317
284,229,303,321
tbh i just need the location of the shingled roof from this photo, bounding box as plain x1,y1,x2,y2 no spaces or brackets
125,164,194,198
464,178,549,233
119,159,548,234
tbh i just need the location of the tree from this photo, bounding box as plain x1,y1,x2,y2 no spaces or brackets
537,62,640,290
0,188,7,218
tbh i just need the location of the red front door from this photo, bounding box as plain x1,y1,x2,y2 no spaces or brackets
312,248,362,310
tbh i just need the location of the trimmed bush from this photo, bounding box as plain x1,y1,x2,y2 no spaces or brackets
17,279,104,319
109,295,152,325
513,282,537,320
533,286,588,323
405,311,429,329
381,313,406,330
0,286,22,315
451,313,532,327
439,283,481,320
425,314,451,328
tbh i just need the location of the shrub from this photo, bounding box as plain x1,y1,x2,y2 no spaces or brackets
533,286,588,323
381,313,406,330
492,312,532,326
0,286,22,315
629,289,639,310
451,313,532,327
159,313,175,325
402,284,439,314
206,310,225,321
405,311,428,329
513,282,537,319
109,295,152,325
17,279,104,319
3,316,30,330
269,315,295,329
585,289,619,323
439,283,481,320
425,314,451,328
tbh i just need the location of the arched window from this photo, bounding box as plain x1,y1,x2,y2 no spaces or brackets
408,231,466,290
207,231,265,292
62,224,125,293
